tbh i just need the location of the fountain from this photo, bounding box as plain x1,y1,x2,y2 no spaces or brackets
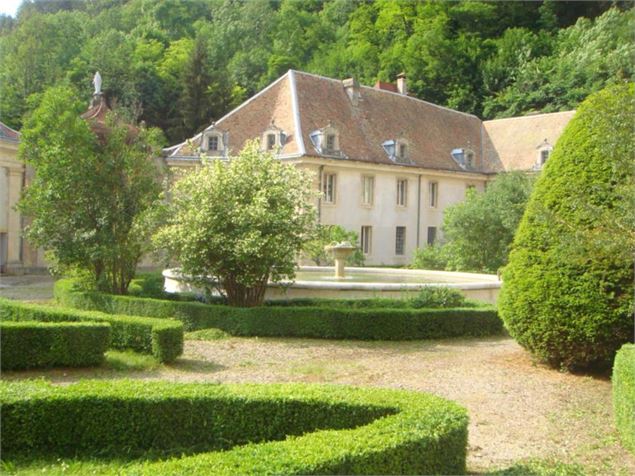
163,265,502,305
324,241,357,279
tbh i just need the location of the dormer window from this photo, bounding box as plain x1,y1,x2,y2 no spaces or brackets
310,124,341,157
267,133,276,150
326,134,336,152
451,148,475,170
535,139,553,169
383,138,410,164
201,127,226,156
261,121,286,152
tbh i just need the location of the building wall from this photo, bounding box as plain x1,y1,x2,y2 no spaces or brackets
297,158,487,265
0,140,46,274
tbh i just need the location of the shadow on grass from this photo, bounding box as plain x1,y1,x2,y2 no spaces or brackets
474,458,584,476
168,358,226,373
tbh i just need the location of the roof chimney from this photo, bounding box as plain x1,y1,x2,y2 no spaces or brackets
343,77,361,106
396,72,407,95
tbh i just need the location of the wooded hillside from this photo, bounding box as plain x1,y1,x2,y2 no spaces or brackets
1,0,632,143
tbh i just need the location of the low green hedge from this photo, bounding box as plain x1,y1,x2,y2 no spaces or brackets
1,379,468,475
0,321,110,370
55,279,503,340
0,297,183,363
613,343,635,454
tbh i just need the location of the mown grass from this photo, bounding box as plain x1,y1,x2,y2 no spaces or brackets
185,328,230,341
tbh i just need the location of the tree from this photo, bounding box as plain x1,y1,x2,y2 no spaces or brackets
18,85,164,294
155,141,317,307
498,83,634,370
303,224,365,267
442,172,534,273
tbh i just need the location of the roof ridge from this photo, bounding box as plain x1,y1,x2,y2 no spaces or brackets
292,69,479,120
288,70,306,155
484,110,576,124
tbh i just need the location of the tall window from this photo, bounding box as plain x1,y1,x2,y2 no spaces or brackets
326,134,336,151
427,226,437,245
540,149,550,166
323,173,336,204
267,133,277,150
399,143,407,159
208,135,219,151
395,226,406,255
361,175,374,206
397,179,407,207
429,181,438,208
361,226,372,254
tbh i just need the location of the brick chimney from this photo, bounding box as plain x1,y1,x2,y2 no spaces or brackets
396,72,407,95
343,77,361,106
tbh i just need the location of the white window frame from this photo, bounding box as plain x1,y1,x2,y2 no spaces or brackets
396,178,408,207
361,226,372,255
539,148,551,167
323,172,337,204
429,181,438,208
201,130,225,155
395,226,406,256
361,175,374,206
309,125,340,156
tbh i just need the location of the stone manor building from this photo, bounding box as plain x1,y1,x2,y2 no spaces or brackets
164,70,574,266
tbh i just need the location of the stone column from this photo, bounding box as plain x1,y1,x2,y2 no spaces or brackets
6,166,24,269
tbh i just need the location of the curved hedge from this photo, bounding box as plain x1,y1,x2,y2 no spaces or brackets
0,297,183,363
613,344,635,454
499,84,635,369
0,321,110,370
1,379,468,475
55,279,503,340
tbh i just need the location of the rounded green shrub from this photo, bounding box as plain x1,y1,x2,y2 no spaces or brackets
613,344,635,454
499,84,635,369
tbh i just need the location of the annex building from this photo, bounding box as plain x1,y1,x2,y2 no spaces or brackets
164,70,574,266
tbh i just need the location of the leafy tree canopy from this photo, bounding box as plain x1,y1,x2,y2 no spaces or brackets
1,1,631,142
155,140,317,307
18,84,165,294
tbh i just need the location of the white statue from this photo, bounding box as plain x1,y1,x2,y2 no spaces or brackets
93,71,102,95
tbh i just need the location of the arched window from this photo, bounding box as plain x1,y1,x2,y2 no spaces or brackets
200,124,227,157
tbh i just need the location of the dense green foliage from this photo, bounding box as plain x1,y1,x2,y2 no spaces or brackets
1,294,183,363
155,141,316,307
0,1,632,142
1,379,468,474
414,172,534,273
0,321,110,370
55,279,502,340
303,224,365,266
499,84,635,370
613,344,635,454
17,85,164,294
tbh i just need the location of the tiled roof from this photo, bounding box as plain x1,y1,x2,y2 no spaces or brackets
166,70,574,174
294,71,483,172
0,121,20,142
483,111,575,172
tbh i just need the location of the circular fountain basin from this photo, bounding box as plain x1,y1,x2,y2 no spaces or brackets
163,266,501,304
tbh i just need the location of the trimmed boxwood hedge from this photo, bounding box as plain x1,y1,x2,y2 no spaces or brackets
0,321,110,370
1,379,468,475
613,343,635,454
55,279,503,340
0,297,183,363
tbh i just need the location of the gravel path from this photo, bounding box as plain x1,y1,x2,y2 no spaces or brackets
2,276,633,474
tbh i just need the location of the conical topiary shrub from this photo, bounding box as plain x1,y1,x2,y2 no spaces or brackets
499,83,635,370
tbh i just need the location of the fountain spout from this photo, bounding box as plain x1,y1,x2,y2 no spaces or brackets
324,241,358,279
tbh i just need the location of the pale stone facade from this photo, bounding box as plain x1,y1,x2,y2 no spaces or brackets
0,122,46,274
